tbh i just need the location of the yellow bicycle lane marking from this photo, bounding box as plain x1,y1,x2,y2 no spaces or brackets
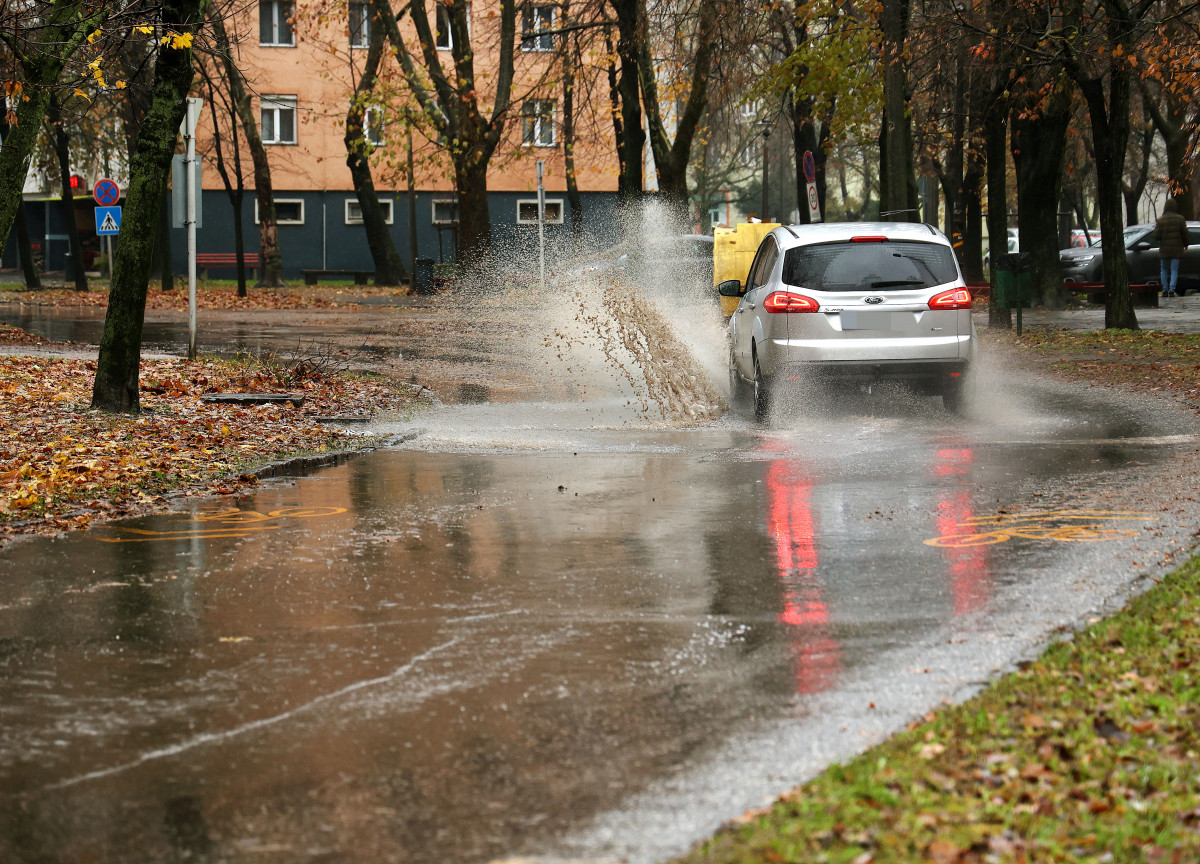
924,509,1157,549
98,507,349,543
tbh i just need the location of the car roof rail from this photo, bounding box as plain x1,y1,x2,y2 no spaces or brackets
923,223,938,235
781,225,799,239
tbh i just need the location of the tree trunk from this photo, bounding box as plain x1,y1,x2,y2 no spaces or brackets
92,0,205,413
455,159,491,269
608,6,644,213
1077,79,1136,329
346,18,405,285
14,204,41,290
636,0,717,214
879,0,917,221
47,99,88,291
562,24,584,243
1011,84,1070,308
209,10,284,287
984,84,1011,330
960,70,988,283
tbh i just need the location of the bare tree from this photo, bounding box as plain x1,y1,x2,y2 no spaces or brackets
207,6,286,286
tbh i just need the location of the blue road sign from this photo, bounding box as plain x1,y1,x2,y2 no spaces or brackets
95,205,122,235
802,150,816,184
93,178,120,206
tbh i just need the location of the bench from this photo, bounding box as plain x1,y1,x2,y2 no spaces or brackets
301,269,372,285
196,252,259,280
1064,281,1159,308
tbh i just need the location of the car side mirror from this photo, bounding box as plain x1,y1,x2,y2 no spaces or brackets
1134,241,1152,252
717,279,743,297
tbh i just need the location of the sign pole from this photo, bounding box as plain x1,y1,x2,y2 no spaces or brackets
536,160,545,293
183,97,202,360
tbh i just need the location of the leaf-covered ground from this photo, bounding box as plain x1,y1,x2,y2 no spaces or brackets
0,281,414,311
0,325,417,545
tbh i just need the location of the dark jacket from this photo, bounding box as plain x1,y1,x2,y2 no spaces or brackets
1155,202,1188,259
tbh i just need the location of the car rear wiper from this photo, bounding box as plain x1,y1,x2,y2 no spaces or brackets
870,279,926,288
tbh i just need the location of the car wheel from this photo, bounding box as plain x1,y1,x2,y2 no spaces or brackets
943,381,969,415
728,348,750,406
753,353,772,423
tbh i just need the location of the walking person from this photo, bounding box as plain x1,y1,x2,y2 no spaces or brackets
1155,198,1188,297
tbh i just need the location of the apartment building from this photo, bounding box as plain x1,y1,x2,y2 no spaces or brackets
183,0,623,278
0,1,624,281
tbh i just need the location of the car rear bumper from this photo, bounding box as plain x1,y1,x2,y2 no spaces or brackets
773,358,971,391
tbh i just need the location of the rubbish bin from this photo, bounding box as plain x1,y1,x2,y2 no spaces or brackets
993,252,1032,309
413,257,435,296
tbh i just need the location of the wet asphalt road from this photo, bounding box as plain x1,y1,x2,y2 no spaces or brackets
2,368,1199,863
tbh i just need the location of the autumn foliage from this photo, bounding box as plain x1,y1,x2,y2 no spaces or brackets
0,328,415,544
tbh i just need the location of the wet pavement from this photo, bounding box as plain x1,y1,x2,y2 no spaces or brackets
2,371,1199,863
3,286,1200,862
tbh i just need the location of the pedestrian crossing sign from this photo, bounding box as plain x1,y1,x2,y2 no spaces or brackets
95,205,121,235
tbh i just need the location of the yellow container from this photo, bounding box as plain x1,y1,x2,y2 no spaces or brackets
714,222,780,317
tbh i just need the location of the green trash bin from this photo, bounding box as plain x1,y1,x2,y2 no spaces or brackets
994,253,1032,309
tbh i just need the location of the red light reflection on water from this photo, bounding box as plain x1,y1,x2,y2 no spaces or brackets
932,447,991,614
766,459,840,694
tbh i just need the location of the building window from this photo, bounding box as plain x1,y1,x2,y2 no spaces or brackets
364,106,385,146
433,2,470,48
435,4,453,49
255,198,305,225
350,1,370,47
432,199,459,225
260,0,295,45
522,99,555,147
517,199,563,224
261,96,297,144
521,4,556,51
346,198,394,224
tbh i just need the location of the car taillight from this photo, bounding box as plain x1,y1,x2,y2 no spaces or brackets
850,236,888,243
928,287,972,310
763,291,820,313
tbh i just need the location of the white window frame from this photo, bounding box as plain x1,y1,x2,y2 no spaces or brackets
522,99,556,147
260,0,295,46
364,106,385,146
432,198,459,225
260,96,297,145
522,4,556,51
516,198,563,225
255,198,305,225
346,198,394,225
349,1,370,48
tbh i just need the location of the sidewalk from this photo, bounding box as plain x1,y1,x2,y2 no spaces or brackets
998,293,1200,333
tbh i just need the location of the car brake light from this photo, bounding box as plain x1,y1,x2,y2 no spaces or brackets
763,291,820,313
850,236,888,243
928,287,972,310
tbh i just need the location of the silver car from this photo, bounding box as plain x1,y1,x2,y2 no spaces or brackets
720,222,978,420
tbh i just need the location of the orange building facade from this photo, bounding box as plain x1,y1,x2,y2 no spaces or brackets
183,0,623,276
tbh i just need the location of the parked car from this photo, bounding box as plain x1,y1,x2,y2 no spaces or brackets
1059,222,1200,294
719,222,977,421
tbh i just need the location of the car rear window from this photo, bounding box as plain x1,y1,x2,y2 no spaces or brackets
781,240,960,292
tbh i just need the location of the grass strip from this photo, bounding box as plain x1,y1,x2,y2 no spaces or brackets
677,555,1200,864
